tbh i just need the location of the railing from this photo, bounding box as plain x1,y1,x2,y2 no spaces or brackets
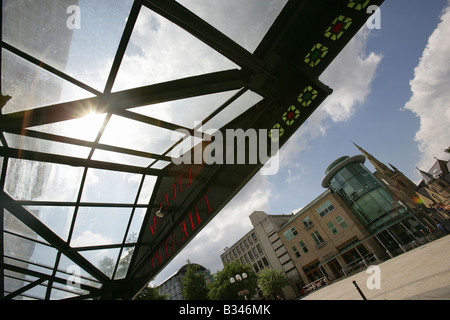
301,277,328,294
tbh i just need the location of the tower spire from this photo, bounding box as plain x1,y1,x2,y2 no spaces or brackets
353,143,395,176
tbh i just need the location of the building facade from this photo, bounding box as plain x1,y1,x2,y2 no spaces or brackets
278,189,385,287
278,152,430,291
220,146,447,298
416,157,450,229
221,212,300,299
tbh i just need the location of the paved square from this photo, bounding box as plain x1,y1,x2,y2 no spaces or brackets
301,234,450,300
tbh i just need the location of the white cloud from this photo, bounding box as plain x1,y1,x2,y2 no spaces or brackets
71,230,112,247
320,29,383,123
279,28,383,169
402,4,450,170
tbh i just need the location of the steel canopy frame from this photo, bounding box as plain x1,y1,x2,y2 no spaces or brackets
0,0,385,299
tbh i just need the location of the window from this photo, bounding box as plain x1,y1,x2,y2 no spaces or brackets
336,215,349,229
252,233,258,241
292,245,301,258
326,222,339,235
317,200,335,217
248,250,254,260
256,244,263,254
244,239,249,247
283,227,298,241
258,260,264,270
311,231,326,247
302,216,314,229
262,257,269,267
299,240,309,254
248,236,253,245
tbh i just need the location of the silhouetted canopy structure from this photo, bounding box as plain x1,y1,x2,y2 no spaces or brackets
1,0,384,299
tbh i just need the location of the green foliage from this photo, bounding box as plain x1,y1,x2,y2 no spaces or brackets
135,286,168,300
257,268,288,297
207,261,257,300
181,264,209,300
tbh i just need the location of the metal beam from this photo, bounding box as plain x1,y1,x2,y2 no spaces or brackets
0,69,246,131
0,147,171,177
4,129,173,163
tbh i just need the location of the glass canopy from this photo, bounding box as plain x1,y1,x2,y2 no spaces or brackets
1,0,384,299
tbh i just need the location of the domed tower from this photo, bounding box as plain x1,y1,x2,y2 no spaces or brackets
322,155,409,234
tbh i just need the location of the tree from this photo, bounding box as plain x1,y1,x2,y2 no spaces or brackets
135,286,168,300
207,261,257,300
181,264,209,300
257,268,289,299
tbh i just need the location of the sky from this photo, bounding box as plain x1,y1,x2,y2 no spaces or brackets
5,0,449,290
147,0,450,286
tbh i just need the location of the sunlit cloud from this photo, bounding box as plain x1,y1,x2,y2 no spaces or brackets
402,4,450,172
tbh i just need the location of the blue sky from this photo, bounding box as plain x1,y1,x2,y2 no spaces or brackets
151,0,450,285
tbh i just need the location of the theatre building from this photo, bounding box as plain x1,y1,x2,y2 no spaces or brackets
278,153,426,288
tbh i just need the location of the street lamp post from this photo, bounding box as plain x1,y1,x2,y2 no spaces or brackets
230,273,249,300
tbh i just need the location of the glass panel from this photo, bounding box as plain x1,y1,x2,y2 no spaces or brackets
4,133,91,159
126,208,146,243
70,207,132,247
4,209,48,244
49,286,88,300
80,168,141,203
151,160,171,170
200,90,263,132
24,206,75,242
2,0,75,72
2,0,134,91
92,149,153,168
64,0,134,91
129,90,240,129
137,175,158,204
113,5,237,91
78,248,121,279
99,115,184,155
4,233,58,271
176,0,288,53
57,254,102,285
114,247,135,280
1,49,94,114
5,158,84,202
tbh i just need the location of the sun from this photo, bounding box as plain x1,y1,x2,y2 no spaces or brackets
63,109,107,142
